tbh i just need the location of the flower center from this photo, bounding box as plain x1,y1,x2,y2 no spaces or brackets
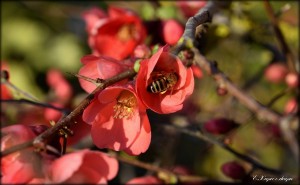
113,90,137,119
117,24,136,42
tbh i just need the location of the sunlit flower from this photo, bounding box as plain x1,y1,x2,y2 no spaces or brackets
82,84,151,155
1,125,45,184
136,45,194,114
82,6,146,60
48,149,118,184
78,54,129,93
1,125,117,184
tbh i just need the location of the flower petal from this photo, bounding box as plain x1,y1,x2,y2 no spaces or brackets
91,102,141,151
82,97,102,124
125,112,151,155
48,151,84,183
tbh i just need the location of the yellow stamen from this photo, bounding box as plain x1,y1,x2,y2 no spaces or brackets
113,90,137,119
117,25,137,42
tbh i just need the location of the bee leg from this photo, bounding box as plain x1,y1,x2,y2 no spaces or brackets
160,90,167,94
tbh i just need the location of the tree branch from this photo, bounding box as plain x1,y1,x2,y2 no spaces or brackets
264,1,297,72
192,48,299,161
165,124,294,178
1,98,70,114
1,69,137,157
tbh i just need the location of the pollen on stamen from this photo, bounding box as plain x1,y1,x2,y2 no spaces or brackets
113,90,137,119
117,24,137,42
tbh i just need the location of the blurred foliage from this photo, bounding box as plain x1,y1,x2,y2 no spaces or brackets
1,1,298,183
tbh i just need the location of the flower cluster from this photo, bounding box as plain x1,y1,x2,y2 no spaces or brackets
1,125,118,184
78,5,196,156
78,43,194,155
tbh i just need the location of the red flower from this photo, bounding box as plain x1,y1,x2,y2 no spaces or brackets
264,62,288,83
1,126,117,184
136,46,194,114
82,6,146,60
82,83,151,155
82,7,106,35
48,149,118,184
1,125,44,184
162,19,184,45
126,176,163,184
78,54,129,93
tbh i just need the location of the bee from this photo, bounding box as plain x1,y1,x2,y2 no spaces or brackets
147,72,178,94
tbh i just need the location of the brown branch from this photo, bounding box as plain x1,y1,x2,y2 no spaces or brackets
264,1,297,72
171,1,231,55
182,1,231,41
1,69,137,157
110,152,207,184
192,48,299,162
165,124,294,178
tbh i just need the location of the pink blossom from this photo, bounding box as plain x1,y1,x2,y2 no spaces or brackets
1,125,44,184
48,149,118,184
136,45,194,114
78,54,128,93
82,84,151,155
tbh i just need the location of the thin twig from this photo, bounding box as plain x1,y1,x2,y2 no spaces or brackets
1,99,69,114
192,48,299,161
110,152,206,183
264,1,297,72
4,81,40,102
165,124,293,178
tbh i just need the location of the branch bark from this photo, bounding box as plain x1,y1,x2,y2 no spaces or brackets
1,69,137,157
192,48,299,161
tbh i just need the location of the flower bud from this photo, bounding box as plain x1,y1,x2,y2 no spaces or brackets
221,161,246,180
133,44,151,59
162,19,183,45
264,63,288,83
204,118,238,135
285,72,299,88
284,98,298,114
29,125,49,136
217,86,228,96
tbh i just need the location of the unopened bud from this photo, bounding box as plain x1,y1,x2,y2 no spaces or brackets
133,44,151,59
204,118,238,135
217,86,228,96
221,161,246,180
29,125,49,136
